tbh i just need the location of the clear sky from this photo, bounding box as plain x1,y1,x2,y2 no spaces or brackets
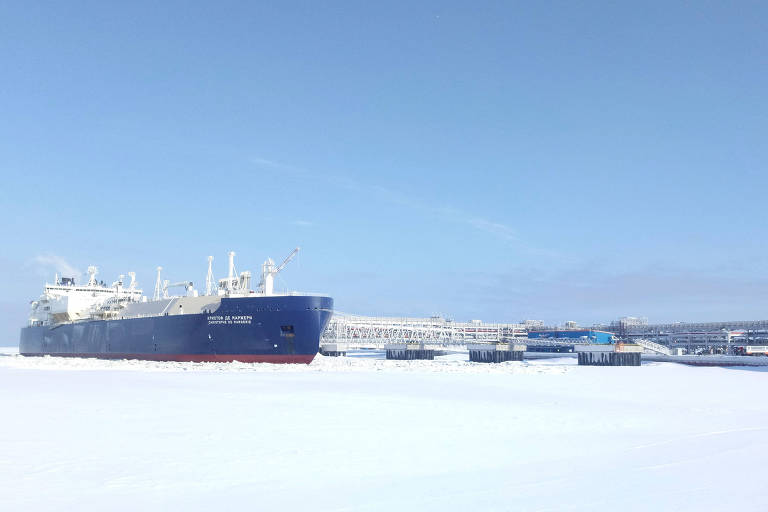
1,1,767,341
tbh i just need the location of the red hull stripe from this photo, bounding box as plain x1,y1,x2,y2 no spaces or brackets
19,353,316,364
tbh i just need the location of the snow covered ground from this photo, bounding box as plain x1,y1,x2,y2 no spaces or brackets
1,347,767,511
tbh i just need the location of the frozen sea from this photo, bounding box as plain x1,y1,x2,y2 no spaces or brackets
1,347,767,511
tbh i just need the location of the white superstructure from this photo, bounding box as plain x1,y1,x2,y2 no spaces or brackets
28,266,144,326
28,249,302,327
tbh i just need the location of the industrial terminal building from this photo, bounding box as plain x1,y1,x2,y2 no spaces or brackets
527,330,614,344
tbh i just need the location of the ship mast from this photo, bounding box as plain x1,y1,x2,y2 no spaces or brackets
205,256,215,296
227,251,237,293
153,266,163,301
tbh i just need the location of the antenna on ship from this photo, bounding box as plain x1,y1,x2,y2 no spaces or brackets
153,266,163,301
205,256,215,296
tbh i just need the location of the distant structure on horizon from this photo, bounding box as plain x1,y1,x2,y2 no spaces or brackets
323,312,768,354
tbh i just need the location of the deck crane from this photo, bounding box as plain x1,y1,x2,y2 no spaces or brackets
162,280,196,298
258,247,300,296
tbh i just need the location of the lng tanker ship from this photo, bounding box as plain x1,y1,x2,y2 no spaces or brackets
19,249,333,363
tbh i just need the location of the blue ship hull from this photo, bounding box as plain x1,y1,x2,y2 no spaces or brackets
20,295,333,364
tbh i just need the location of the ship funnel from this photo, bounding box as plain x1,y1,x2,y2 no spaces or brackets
87,266,98,286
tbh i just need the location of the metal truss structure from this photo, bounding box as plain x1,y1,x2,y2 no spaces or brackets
321,313,527,348
624,319,768,334
610,319,768,352
322,312,768,353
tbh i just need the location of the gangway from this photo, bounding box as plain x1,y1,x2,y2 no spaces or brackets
633,339,672,356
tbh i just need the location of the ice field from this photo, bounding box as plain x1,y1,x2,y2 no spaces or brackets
1,347,767,511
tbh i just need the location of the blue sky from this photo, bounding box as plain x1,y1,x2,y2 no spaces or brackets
2,1,767,340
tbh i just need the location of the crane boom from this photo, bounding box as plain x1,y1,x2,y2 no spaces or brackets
162,280,195,298
276,247,300,273
164,281,193,290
